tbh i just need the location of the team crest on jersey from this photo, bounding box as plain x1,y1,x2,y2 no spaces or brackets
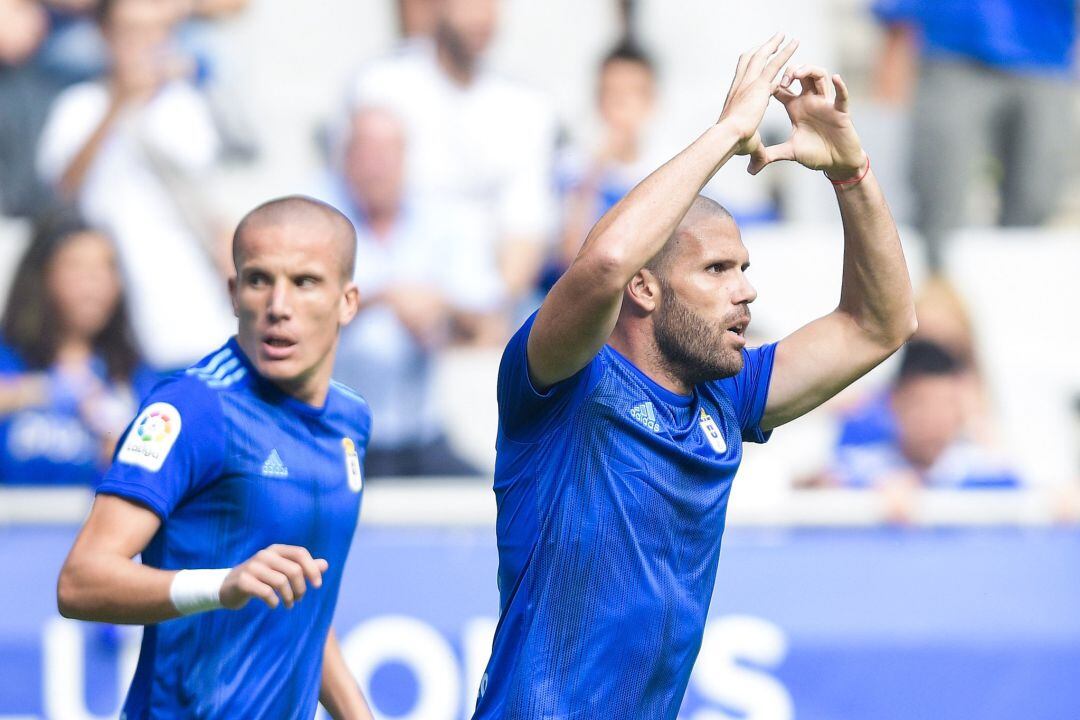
117,402,182,472
698,409,727,454
342,437,363,492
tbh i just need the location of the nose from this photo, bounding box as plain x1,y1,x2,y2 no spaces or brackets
267,279,293,321
735,271,757,306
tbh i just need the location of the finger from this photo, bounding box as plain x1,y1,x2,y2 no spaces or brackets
271,545,325,588
832,73,850,113
773,84,799,106
747,144,768,175
251,563,295,608
745,32,785,77
793,65,829,96
264,555,308,602
239,572,279,609
724,50,752,106
763,38,799,80
748,140,796,175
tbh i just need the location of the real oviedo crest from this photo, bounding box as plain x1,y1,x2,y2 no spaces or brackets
342,437,363,493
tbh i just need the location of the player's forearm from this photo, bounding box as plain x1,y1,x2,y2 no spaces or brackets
577,122,741,287
320,630,374,720
833,169,918,348
57,552,180,625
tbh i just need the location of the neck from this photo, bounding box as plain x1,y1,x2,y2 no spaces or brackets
55,336,93,366
364,201,400,241
234,335,333,409
435,40,476,86
271,367,331,409
608,321,692,396
608,133,641,164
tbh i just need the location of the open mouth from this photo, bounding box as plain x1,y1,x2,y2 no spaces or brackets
261,334,297,359
725,318,749,342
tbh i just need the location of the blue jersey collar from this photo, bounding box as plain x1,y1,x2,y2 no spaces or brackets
227,337,329,417
605,344,695,407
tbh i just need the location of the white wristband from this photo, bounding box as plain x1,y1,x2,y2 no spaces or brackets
170,569,230,616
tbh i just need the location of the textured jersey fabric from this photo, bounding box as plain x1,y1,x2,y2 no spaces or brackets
96,338,371,719
474,312,776,719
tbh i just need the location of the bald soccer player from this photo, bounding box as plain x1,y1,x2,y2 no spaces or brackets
57,197,375,719
474,36,918,718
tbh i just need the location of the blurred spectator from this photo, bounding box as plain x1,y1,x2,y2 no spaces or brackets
825,339,1020,492
178,0,259,162
910,276,1000,445
0,0,59,217
549,39,660,286
0,212,157,486
35,0,234,370
873,0,1078,268
317,106,493,478
34,0,108,87
351,0,558,310
397,0,439,40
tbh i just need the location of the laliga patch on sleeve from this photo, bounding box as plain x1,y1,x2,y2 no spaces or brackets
117,402,183,472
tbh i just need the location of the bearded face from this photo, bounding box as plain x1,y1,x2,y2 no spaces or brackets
653,278,748,387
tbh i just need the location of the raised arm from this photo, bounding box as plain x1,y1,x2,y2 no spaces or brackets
527,34,799,390
749,65,918,430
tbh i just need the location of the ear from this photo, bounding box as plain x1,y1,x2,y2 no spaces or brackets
227,275,239,318
625,268,661,314
339,281,360,326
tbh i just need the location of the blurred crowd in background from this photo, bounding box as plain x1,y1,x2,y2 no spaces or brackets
0,0,1077,516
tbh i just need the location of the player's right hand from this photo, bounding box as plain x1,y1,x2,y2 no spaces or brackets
220,544,329,611
716,33,799,158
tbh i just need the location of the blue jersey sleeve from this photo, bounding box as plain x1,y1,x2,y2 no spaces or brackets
716,343,777,444
497,311,606,442
96,374,227,518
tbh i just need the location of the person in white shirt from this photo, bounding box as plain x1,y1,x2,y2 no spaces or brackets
350,0,557,308
318,106,493,477
36,0,233,370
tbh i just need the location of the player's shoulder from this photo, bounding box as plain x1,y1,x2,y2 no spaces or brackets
329,380,373,427
137,344,246,418
137,371,225,425
183,344,251,393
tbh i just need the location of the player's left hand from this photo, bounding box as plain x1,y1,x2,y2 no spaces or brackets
746,65,867,181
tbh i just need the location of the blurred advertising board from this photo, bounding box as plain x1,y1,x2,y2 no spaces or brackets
1,524,1078,719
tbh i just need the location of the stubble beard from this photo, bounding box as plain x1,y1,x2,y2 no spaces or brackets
652,283,745,388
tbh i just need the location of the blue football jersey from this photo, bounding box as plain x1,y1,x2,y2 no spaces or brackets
474,313,776,719
96,338,371,719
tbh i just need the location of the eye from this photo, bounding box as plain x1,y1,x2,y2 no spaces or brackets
295,275,320,288
246,271,270,287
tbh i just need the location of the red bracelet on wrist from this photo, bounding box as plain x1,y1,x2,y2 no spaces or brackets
826,154,871,187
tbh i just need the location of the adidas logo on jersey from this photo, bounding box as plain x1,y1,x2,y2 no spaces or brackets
630,401,661,433
262,449,289,478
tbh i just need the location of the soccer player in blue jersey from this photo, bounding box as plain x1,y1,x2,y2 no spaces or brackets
57,197,375,719
474,35,918,719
